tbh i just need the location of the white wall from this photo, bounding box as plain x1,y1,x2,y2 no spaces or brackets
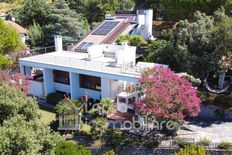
29,80,44,97
20,34,26,44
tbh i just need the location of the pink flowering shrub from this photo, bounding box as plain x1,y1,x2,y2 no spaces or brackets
0,69,30,94
134,67,201,122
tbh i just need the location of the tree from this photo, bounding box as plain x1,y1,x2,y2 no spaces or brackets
0,83,38,124
0,55,13,69
0,18,22,68
0,115,61,155
48,0,90,44
145,8,232,79
134,67,201,123
54,141,92,155
99,98,114,113
0,18,21,54
0,69,30,94
174,144,209,155
17,0,51,27
27,22,45,48
67,0,134,23
135,0,232,21
90,117,108,138
144,39,169,62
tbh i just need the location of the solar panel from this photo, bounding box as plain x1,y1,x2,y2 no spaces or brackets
92,21,120,35
77,42,94,50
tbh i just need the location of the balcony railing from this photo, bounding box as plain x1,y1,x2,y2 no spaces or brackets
27,54,143,77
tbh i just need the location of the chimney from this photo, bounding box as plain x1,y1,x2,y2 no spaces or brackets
54,35,63,52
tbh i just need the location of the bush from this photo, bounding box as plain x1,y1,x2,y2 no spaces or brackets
197,138,211,146
46,92,65,105
174,144,209,155
217,141,232,150
55,141,92,155
103,150,117,155
214,95,232,108
173,138,193,148
198,92,232,110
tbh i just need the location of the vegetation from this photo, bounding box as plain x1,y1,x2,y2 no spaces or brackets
0,18,22,68
90,117,108,138
27,22,45,48
145,8,232,79
0,69,29,94
54,141,92,155
136,0,232,21
17,0,51,27
116,35,147,46
173,138,193,148
46,92,65,105
38,108,56,125
0,84,61,154
0,83,39,124
0,115,61,154
197,138,212,147
135,67,201,123
174,144,209,155
47,0,90,44
66,0,135,23
103,150,117,155
217,141,232,150
198,91,232,110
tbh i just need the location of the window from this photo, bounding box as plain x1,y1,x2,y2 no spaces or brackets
119,97,126,103
128,97,136,104
53,70,70,85
77,42,94,50
79,74,101,91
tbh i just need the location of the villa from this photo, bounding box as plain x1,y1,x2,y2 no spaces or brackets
19,10,168,118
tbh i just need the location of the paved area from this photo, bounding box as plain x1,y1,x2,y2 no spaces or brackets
178,105,232,143
178,119,232,143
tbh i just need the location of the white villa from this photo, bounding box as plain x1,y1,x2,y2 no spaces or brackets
19,10,168,118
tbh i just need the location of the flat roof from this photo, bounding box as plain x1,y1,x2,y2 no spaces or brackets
20,51,141,80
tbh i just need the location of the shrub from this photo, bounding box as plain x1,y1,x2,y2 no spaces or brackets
214,95,232,108
103,150,117,155
198,92,232,110
55,141,92,155
46,92,65,105
174,144,209,155
217,141,232,150
173,138,193,148
197,91,217,105
197,138,211,146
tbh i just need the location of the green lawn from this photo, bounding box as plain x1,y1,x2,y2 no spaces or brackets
38,108,56,125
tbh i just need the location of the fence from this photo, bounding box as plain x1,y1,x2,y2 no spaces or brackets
29,45,69,55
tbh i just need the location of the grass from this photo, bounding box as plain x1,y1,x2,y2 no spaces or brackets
38,108,56,125
81,124,91,134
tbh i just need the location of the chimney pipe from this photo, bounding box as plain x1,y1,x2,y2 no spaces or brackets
54,35,63,52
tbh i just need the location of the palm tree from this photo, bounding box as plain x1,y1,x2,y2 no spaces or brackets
55,101,72,127
99,98,114,114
